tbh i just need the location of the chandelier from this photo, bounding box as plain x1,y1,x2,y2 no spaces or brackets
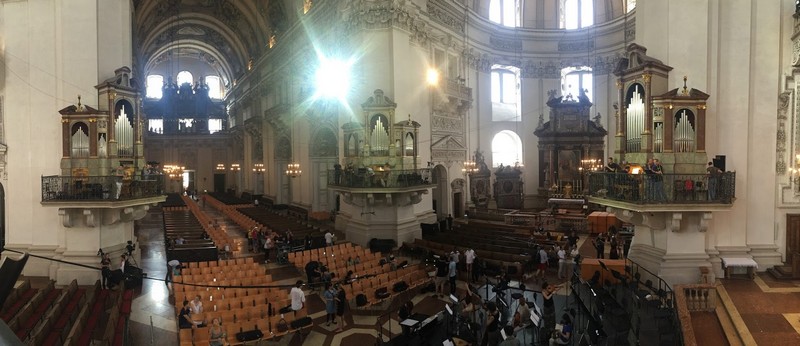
286,163,302,178
462,160,478,175
216,163,226,171
230,163,241,171
163,165,185,180
253,163,266,173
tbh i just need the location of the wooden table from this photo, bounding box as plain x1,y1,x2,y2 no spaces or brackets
580,258,627,285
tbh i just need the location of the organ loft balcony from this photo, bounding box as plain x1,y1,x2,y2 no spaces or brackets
585,171,735,212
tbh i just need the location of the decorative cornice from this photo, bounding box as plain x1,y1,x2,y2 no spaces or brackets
558,39,594,52
426,0,464,34
489,35,522,52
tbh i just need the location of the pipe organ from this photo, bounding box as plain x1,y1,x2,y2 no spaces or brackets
116,105,134,158
614,44,710,174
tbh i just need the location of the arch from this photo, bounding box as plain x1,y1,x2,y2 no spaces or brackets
70,122,90,158
491,130,523,167
177,71,193,86
311,128,338,157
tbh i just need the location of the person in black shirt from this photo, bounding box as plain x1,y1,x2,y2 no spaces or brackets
482,301,500,346
178,300,194,329
305,261,321,289
398,300,415,335
435,255,448,298
566,231,579,249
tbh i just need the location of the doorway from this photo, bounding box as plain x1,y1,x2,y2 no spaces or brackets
453,192,462,219
213,174,226,193
786,214,800,265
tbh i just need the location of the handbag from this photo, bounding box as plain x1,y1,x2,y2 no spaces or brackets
277,318,289,333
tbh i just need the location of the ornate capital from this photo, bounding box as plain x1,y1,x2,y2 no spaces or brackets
642,73,652,84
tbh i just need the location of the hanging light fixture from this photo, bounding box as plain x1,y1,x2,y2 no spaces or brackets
230,163,241,171
286,163,302,178
253,163,266,173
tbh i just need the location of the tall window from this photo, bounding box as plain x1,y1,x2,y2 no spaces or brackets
562,0,593,29
208,119,223,134
177,71,193,86
626,0,637,13
146,75,163,99
491,65,521,122
148,119,163,134
491,130,523,167
561,66,593,101
205,76,223,99
489,0,519,27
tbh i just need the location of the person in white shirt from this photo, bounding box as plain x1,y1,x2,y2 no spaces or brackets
189,295,204,314
557,246,567,279
263,236,274,263
290,280,306,314
464,249,476,283
325,231,334,247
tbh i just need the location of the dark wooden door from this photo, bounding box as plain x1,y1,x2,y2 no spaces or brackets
787,214,800,264
453,192,462,219
213,174,226,193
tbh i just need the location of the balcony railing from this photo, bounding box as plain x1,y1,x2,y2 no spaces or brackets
42,175,165,202
587,172,735,204
327,168,433,189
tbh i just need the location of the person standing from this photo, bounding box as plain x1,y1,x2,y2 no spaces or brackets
435,255,448,298
325,230,334,247
446,214,454,231
557,246,567,279
566,231,579,249
290,280,306,315
101,254,111,289
592,235,605,259
653,159,666,202
263,235,274,263
540,281,563,345
534,247,548,281
335,283,347,332
482,301,500,346
324,282,337,326
448,256,458,295
706,161,722,200
465,248,476,283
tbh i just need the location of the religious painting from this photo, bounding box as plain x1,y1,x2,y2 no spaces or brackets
557,150,580,182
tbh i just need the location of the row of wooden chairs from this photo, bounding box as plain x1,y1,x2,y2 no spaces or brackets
343,264,431,308
184,257,256,268
176,263,266,281
179,307,312,346
182,195,241,255
175,273,273,288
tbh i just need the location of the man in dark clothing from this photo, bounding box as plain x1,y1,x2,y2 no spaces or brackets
446,214,454,231
566,231,579,249
305,261,321,289
435,256,448,297
592,235,605,259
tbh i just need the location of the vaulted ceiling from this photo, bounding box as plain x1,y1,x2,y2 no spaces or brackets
134,0,292,86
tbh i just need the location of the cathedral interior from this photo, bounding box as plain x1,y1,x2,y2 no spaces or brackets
2,0,800,345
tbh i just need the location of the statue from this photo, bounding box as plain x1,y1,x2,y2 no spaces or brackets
594,112,602,127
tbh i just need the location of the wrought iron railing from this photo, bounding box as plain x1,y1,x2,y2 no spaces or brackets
326,168,433,189
41,175,165,202
587,172,735,204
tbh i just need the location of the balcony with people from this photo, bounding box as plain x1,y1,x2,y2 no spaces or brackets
586,170,735,208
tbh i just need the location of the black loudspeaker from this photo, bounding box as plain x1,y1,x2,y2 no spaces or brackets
236,329,263,342
714,155,726,172
290,316,313,329
124,266,143,289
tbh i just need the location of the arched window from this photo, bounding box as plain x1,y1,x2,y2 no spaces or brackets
146,75,163,99
176,71,193,86
561,66,593,101
490,0,520,27
626,0,637,13
491,130,523,167
561,0,593,29
205,76,223,99
491,65,521,122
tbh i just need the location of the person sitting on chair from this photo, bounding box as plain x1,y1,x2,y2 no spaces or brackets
549,314,572,345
